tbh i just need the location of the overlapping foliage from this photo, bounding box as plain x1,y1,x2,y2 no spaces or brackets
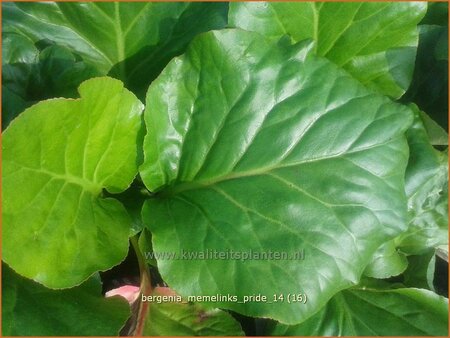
2,2,448,336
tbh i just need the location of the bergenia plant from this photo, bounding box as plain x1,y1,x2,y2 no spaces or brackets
2,1,448,336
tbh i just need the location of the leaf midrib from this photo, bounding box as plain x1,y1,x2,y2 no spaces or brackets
158,136,397,196
6,161,102,195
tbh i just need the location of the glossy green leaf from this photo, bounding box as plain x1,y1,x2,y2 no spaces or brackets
268,282,449,336
141,29,413,324
396,108,448,255
364,240,407,279
142,287,244,336
403,251,436,291
2,2,228,97
3,77,144,288
2,264,130,336
229,1,426,98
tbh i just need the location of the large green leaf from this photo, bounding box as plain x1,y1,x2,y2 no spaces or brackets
140,29,413,324
396,107,448,255
268,282,448,336
2,77,144,288
229,1,426,98
2,264,130,336
2,2,228,97
142,287,244,336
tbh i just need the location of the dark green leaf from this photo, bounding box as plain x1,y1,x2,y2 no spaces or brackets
2,32,100,129
2,86,29,129
112,183,150,236
139,228,157,267
2,264,130,336
3,77,144,288
402,24,448,130
269,281,448,336
421,2,448,26
140,29,413,324
2,2,228,98
35,44,100,98
229,1,426,98
2,32,38,128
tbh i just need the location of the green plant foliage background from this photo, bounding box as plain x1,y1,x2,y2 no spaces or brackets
1,1,448,336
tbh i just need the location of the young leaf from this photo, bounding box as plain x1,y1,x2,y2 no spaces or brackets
229,1,426,98
2,265,130,336
2,2,228,97
268,282,448,336
2,77,144,288
363,240,408,279
140,29,413,324
142,287,244,336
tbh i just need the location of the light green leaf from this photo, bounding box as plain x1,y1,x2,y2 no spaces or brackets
142,287,244,336
140,29,413,324
3,77,144,288
396,107,448,255
268,283,448,336
403,251,436,291
229,1,426,98
2,264,130,336
2,2,228,97
364,240,408,279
